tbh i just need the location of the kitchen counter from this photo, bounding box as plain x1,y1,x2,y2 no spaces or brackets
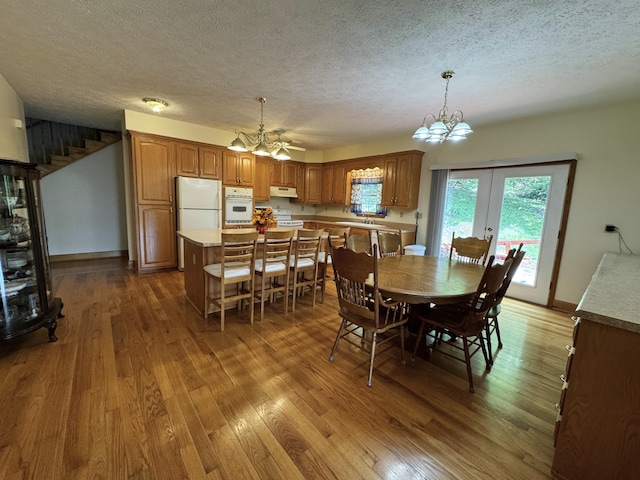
332,221,412,232
551,251,640,479
177,227,307,247
575,251,640,333
298,216,416,233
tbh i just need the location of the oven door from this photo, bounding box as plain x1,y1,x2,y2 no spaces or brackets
224,197,253,225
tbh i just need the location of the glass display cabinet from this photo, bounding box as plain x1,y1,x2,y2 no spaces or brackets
0,159,63,342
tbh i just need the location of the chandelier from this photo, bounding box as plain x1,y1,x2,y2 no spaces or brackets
412,71,473,143
228,97,291,161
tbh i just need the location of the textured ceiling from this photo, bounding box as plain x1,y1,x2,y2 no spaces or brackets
1,0,640,151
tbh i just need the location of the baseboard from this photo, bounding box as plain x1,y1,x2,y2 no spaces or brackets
50,250,128,263
552,299,577,313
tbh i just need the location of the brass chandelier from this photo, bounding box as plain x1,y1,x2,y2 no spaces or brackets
412,71,473,143
228,97,291,161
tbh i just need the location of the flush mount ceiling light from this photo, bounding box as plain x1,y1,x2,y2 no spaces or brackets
412,70,473,143
228,97,292,161
142,98,168,113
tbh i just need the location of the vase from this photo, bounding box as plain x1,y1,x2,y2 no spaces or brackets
256,225,266,234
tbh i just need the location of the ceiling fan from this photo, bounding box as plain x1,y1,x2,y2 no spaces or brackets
271,129,307,152
228,97,306,161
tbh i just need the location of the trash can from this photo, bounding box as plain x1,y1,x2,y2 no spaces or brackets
404,244,426,256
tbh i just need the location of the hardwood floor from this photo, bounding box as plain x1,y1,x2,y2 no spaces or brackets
0,258,572,479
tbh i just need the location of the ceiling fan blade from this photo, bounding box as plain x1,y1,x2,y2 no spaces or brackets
286,144,306,152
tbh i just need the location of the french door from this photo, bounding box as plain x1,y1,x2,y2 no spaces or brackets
440,164,570,304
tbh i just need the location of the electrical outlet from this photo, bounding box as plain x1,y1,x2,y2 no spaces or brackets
605,224,617,232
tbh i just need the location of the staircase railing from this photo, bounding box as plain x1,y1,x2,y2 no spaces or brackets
25,118,121,175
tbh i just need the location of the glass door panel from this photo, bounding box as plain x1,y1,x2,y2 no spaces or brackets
486,165,569,304
439,164,570,305
439,171,491,257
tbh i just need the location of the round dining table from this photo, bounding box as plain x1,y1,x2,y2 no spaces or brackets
375,255,485,304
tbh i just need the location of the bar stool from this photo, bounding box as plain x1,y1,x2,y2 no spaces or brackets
254,229,294,321
317,226,350,303
203,230,258,331
289,228,324,311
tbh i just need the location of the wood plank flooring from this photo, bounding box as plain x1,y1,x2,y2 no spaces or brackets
0,258,573,479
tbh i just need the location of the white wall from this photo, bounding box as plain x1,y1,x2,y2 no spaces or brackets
0,73,28,162
41,142,127,255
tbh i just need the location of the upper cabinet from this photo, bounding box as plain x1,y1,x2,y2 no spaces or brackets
272,161,298,187
133,134,175,205
174,142,222,180
254,156,272,202
223,151,255,186
303,164,322,204
381,152,422,209
321,162,348,205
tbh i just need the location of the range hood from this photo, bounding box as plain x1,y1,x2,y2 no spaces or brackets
270,186,298,198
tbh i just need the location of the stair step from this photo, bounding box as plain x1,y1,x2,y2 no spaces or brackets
84,139,106,152
50,155,74,167
67,146,90,159
37,164,61,176
99,131,121,144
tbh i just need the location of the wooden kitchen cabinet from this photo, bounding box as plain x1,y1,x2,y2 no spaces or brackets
131,132,178,273
321,161,347,205
222,151,255,186
272,161,298,187
254,156,272,202
303,164,322,204
174,141,222,179
381,152,422,209
136,205,177,271
551,253,640,480
133,134,175,205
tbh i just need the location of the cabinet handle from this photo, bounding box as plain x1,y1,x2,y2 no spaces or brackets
170,195,173,202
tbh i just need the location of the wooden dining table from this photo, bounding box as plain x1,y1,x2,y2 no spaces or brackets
374,255,485,304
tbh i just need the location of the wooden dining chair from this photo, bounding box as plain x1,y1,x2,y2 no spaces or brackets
376,229,402,257
317,226,350,303
449,232,493,265
345,231,372,254
289,228,324,311
254,229,295,321
203,230,258,331
412,255,512,392
485,243,525,364
329,243,408,387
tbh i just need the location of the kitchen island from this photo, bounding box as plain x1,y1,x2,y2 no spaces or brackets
551,252,640,480
178,228,314,316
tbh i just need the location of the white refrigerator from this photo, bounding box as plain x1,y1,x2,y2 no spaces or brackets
176,176,222,270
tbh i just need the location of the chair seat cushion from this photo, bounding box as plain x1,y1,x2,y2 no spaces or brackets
255,259,287,274
290,257,315,269
204,263,251,279
317,252,331,264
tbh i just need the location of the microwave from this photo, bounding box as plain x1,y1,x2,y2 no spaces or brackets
224,187,253,225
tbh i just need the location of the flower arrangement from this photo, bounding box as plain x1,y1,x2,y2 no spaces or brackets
252,207,277,232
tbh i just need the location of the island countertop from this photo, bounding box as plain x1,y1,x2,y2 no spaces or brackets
177,227,317,247
575,252,640,333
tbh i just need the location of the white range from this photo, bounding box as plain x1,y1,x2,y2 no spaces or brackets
273,209,304,228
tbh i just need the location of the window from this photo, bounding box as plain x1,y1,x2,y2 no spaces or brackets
350,168,386,215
